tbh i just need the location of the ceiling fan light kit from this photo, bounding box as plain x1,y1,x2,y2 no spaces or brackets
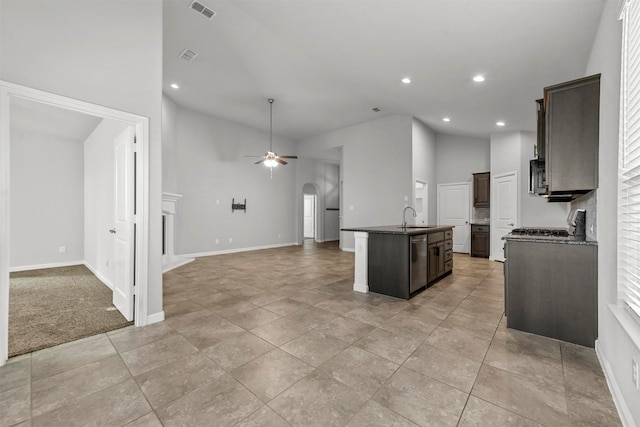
247,98,297,178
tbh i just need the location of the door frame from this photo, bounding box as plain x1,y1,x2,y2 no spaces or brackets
303,194,317,240
0,81,150,365
437,182,471,253
490,170,518,261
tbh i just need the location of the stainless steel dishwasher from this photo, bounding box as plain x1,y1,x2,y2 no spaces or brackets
410,235,428,293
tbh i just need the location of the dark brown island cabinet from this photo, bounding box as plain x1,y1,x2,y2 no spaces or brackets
368,227,453,300
473,172,490,208
471,224,490,258
504,239,598,347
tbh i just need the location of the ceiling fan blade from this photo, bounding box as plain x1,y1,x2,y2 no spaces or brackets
279,155,298,159
276,158,288,165
254,159,266,165
244,155,263,158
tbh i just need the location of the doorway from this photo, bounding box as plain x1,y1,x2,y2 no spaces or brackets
0,81,150,365
437,182,471,253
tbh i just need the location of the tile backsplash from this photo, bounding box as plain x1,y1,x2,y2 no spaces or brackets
473,207,490,223
571,190,597,241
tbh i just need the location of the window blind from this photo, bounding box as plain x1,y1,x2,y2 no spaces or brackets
619,0,640,321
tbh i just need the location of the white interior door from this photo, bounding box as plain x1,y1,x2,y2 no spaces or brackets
113,126,135,321
492,171,518,262
437,183,470,253
303,195,315,239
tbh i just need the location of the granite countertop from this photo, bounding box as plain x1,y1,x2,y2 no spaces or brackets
341,225,454,236
503,234,598,246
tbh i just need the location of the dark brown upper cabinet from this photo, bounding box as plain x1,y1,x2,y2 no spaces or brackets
543,74,600,194
473,172,490,208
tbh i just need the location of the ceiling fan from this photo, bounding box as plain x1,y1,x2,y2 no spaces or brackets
247,98,297,176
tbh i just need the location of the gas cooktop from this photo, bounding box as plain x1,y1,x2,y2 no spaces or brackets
510,227,570,237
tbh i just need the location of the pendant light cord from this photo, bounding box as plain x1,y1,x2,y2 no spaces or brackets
269,98,274,152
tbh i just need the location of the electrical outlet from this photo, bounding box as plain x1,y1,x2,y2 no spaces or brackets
215,239,219,244
228,238,232,243
59,246,66,254
278,234,281,239
633,359,639,390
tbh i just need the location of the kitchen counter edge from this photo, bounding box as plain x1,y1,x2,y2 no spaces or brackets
503,235,598,245
341,225,454,236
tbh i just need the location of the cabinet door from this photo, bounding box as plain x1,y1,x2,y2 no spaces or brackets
473,172,490,207
427,242,438,283
436,241,446,277
545,75,599,192
471,232,490,258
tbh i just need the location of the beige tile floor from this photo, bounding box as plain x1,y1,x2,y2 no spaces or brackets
0,241,621,426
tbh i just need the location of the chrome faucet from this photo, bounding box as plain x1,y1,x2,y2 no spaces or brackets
402,206,417,228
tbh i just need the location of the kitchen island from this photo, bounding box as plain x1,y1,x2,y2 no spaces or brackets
342,225,454,299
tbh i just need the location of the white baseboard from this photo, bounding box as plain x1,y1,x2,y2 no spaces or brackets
162,256,195,273
342,247,355,252
146,311,165,325
9,260,84,273
596,339,636,427
83,262,114,290
184,242,298,258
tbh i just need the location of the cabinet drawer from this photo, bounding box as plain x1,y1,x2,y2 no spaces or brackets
472,225,489,233
444,240,453,251
444,249,453,261
428,232,444,243
444,260,453,272
445,229,453,240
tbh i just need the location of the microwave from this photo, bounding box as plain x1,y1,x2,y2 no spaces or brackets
529,159,547,195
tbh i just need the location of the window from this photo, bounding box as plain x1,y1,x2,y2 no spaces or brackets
619,0,640,322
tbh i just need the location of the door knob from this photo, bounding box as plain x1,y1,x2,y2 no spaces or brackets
508,223,514,227
109,228,116,234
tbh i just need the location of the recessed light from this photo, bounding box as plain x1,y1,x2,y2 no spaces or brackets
496,121,506,126
443,117,451,122
170,83,180,89
473,75,485,82
401,77,411,84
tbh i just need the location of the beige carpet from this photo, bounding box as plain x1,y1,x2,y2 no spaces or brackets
9,265,133,357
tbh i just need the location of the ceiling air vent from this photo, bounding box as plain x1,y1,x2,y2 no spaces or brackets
189,1,216,20
179,48,199,62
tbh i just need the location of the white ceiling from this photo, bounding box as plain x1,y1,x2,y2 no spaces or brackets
163,0,606,142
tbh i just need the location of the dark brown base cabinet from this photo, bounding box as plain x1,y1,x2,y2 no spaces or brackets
471,224,490,258
504,239,597,347
368,228,453,300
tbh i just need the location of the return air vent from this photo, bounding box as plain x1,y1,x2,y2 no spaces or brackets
179,48,199,62
189,0,216,20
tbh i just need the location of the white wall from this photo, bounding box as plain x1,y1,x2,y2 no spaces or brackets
323,163,340,241
162,96,179,195
9,130,84,269
518,131,569,227
299,115,413,250
412,119,437,224
491,131,568,228
585,2,640,425
0,0,164,319
171,105,297,255
435,133,490,185
84,119,130,288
